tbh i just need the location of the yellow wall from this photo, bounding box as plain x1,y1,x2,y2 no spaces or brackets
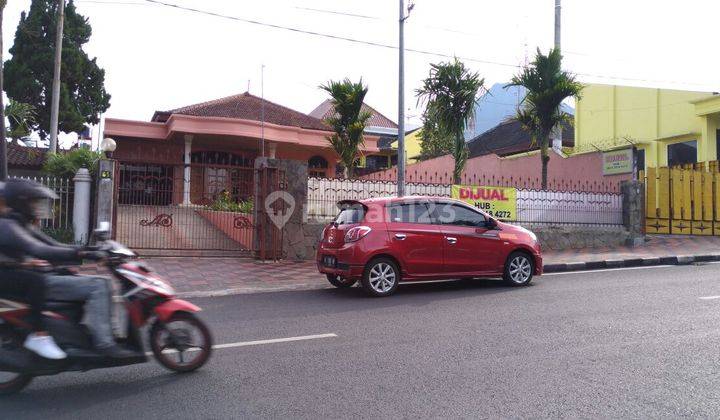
574,84,717,168
390,129,423,163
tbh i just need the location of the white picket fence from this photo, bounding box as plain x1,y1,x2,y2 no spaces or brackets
306,177,623,226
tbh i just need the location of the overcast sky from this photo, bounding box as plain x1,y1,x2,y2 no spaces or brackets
4,0,720,147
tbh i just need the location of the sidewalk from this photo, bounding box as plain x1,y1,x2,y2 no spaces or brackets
78,235,720,297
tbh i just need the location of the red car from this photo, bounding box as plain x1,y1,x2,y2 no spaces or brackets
317,196,542,297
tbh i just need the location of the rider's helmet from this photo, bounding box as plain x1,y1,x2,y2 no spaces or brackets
3,178,58,221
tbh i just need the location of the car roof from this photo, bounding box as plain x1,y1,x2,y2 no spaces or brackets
353,195,461,205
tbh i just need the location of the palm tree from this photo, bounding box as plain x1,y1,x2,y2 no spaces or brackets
320,79,371,179
5,100,37,143
416,58,484,184
507,48,583,190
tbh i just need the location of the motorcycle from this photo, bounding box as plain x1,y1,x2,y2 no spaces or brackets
0,226,213,395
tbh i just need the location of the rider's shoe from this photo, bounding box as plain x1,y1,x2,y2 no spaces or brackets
24,333,67,360
97,345,140,359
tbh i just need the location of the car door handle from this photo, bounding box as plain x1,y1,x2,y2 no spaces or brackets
394,233,407,240
446,236,457,244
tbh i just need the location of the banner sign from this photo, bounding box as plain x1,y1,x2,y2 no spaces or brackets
451,185,517,221
603,148,634,175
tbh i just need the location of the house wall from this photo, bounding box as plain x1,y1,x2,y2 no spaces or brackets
574,84,716,168
360,151,630,192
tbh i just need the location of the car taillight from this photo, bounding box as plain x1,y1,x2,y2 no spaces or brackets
345,226,372,242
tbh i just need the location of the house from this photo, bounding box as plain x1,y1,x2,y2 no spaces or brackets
467,119,574,158
103,92,386,206
574,84,720,170
7,143,48,177
309,100,398,173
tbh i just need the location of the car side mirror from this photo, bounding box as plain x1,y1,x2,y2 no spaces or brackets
485,218,498,229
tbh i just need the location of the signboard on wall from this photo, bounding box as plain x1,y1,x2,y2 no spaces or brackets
451,185,517,221
602,148,634,175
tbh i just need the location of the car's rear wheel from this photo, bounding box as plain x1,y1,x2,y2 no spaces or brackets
361,258,400,297
503,251,534,286
326,274,357,288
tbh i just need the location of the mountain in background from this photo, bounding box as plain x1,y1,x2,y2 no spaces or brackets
464,83,575,140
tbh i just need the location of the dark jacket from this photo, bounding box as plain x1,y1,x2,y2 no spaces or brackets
0,214,81,265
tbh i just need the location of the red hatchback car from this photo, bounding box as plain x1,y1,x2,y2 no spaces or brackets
317,196,542,297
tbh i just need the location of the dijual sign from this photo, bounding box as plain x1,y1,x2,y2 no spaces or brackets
451,185,517,221
603,148,634,175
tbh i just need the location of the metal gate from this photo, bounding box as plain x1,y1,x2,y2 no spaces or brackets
113,156,255,255
643,163,718,235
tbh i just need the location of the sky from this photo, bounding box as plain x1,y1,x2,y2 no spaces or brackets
4,0,720,148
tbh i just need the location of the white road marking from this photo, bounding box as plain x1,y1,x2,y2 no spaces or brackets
699,296,720,300
146,333,338,356
213,333,338,349
543,265,674,276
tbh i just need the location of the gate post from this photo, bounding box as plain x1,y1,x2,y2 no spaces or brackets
254,158,308,260
72,167,92,244
622,180,645,246
96,159,117,236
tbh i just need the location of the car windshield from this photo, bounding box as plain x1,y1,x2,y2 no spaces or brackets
334,204,365,225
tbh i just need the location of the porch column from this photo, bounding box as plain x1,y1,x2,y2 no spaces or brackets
267,142,277,159
183,134,193,205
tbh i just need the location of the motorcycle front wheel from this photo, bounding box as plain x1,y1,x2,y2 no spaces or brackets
150,312,212,373
0,328,33,395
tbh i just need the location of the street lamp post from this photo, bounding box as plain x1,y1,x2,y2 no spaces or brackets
397,0,408,197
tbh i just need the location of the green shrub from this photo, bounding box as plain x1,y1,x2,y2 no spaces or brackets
43,148,103,178
208,191,253,213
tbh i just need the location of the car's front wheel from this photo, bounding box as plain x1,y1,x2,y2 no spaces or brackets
326,274,357,288
503,251,534,286
361,258,400,297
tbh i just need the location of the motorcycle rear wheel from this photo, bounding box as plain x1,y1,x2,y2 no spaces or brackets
0,328,33,395
150,312,212,373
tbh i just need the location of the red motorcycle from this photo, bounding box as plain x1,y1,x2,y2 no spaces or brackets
0,228,213,395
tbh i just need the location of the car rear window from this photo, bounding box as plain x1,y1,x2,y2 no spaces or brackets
334,205,365,225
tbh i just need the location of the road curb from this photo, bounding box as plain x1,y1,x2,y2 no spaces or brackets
542,254,720,273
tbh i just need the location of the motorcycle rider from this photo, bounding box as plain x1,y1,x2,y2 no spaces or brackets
0,195,66,360
0,178,135,359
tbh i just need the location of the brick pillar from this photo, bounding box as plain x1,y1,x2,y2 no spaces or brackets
254,158,309,260
621,180,645,247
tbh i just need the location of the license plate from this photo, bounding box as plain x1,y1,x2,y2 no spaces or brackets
322,255,337,268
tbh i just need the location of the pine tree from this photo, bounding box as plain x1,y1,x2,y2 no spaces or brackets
4,0,110,139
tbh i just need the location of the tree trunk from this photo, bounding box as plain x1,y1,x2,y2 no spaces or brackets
540,141,550,190
452,134,467,185
0,3,7,181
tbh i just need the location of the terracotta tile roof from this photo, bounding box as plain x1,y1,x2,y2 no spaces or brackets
467,119,574,158
7,143,47,168
309,99,397,129
152,92,330,131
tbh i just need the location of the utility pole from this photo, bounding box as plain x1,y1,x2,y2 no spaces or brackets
0,1,8,181
554,0,561,49
397,0,408,197
260,64,265,158
551,0,562,155
49,0,65,153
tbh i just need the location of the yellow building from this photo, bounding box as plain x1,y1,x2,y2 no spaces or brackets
574,84,720,169
390,128,423,164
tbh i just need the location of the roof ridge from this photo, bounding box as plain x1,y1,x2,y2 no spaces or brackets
360,103,397,127
168,92,250,113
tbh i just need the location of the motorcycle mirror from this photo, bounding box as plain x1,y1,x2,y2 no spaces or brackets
92,222,111,242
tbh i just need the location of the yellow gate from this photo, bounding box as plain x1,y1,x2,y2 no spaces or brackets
643,163,716,235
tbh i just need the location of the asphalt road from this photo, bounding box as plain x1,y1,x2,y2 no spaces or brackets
5,263,720,419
